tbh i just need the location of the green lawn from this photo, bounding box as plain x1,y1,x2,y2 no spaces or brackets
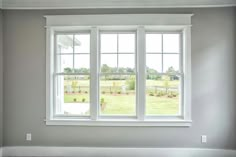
64,93,179,115
63,79,179,115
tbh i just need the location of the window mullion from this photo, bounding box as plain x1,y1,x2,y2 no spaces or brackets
161,34,164,73
90,27,99,120
137,26,146,120
72,35,75,71
183,26,191,121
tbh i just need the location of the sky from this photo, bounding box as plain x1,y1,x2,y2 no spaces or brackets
57,33,180,73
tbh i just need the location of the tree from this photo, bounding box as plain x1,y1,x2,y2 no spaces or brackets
101,64,111,73
166,66,175,74
166,66,179,80
101,64,111,80
74,68,89,73
64,67,72,73
126,68,135,73
146,67,160,80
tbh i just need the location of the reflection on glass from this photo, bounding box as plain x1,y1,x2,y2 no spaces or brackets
146,75,180,115
146,34,162,53
163,34,180,53
56,75,90,115
100,75,136,116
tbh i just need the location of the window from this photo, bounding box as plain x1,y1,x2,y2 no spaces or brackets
46,14,192,126
55,33,91,116
100,32,136,116
146,33,181,116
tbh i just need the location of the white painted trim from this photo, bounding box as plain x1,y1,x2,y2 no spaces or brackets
183,26,192,121
45,14,193,27
90,27,99,120
46,119,192,126
2,0,236,9
137,26,145,121
3,147,236,157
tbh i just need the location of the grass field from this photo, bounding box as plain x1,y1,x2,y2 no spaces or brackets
63,78,179,115
64,92,179,115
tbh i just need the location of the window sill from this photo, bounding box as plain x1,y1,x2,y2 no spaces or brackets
45,119,192,127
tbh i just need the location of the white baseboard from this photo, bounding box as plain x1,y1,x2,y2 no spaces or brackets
2,147,236,157
3,146,236,157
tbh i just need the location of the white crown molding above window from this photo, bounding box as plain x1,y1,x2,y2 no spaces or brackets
1,0,236,9
3,147,236,157
45,14,193,27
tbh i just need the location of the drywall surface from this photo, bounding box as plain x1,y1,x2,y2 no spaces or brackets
2,7,236,149
0,9,3,147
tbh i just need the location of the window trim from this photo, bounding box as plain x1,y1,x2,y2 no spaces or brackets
45,14,192,126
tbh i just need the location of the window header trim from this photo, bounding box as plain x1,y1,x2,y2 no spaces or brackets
45,14,193,27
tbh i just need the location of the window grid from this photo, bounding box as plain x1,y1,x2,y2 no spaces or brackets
145,32,183,116
54,33,91,117
99,32,137,117
100,33,136,73
53,30,184,119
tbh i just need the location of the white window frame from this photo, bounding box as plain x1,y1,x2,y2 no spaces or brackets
45,14,193,126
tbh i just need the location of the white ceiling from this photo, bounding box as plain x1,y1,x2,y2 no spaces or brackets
0,0,236,9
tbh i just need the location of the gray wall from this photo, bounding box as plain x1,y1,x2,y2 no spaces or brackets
2,7,236,149
0,9,3,147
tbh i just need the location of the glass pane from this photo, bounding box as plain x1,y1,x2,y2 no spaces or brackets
118,34,135,53
56,75,90,116
57,54,73,73
74,34,90,53
146,75,180,115
101,34,117,53
74,54,90,73
101,54,117,71
100,75,136,116
146,34,162,53
163,34,180,53
57,35,73,54
163,54,179,73
146,54,162,73
118,54,135,72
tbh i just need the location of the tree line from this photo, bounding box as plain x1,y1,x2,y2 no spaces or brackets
64,64,179,80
